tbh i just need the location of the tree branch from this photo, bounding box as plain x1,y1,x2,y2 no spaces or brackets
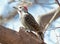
0,25,46,44
38,7,60,33
55,0,60,6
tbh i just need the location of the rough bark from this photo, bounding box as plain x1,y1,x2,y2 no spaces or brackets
0,25,46,44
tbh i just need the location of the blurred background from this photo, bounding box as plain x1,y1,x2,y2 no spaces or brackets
0,0,60,44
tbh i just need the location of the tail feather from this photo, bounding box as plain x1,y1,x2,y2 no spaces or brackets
38,32,44,40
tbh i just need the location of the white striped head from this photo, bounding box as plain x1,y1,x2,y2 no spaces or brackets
13,6,28,13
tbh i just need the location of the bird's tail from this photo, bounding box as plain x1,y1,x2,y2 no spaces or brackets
37,32,46,44
37,32,44,40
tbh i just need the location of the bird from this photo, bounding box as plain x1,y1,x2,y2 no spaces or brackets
13,5,44,40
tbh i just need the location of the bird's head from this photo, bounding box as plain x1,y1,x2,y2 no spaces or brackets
13,6,28,13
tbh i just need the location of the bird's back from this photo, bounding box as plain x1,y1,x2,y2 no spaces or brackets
24,13,42,32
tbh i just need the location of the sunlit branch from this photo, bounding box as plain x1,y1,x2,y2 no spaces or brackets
44,7,60,33
55,0,60,6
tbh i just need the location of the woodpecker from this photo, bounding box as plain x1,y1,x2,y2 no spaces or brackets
13,6,44,40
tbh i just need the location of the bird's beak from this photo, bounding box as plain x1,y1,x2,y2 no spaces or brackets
13,6,22,15
13,7,18,10
13,6,21,12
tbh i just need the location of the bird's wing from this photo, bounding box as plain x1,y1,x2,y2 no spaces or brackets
24,13,42,32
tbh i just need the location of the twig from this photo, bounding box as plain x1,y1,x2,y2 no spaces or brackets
43,0,60,33
55,0,60,6
43,7,60,33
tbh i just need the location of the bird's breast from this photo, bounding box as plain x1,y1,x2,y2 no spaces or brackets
20,14,28,28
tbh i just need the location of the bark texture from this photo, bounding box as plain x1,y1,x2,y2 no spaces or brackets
0,25,45,44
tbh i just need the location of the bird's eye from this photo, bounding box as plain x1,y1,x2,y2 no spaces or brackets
19,7,22,8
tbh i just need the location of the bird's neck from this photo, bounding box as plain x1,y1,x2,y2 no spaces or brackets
22,11,28,15
18,11,28,18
